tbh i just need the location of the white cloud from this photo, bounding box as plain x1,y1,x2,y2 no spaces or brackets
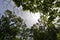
0,0,40,27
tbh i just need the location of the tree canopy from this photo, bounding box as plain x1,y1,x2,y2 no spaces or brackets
0,0,60,40
13,0,60,13
13,0,60,28
12,0,60,40
0,10,29,40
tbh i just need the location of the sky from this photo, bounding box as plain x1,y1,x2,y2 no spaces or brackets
0,0,40,27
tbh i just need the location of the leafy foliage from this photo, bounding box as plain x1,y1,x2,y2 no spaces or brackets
13,0,60,13
1,0,60,40
0,10,28,40
29,20,59,40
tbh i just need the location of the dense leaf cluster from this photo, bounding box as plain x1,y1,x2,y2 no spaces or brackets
13,0,60,13
0,10,29,40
